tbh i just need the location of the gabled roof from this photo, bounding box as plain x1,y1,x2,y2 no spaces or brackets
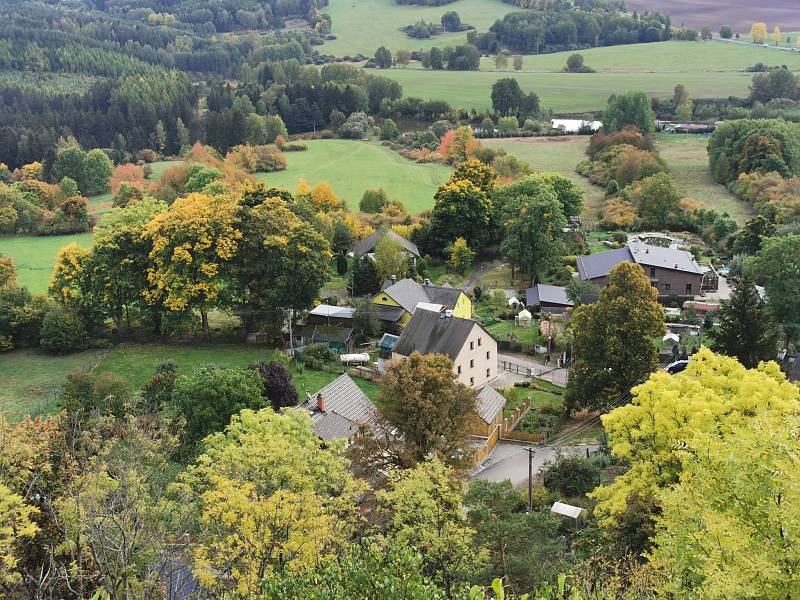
475,385,507,424
309,304,355,319
354,228,420,258
380,278,465,314
394,308,488,360
423,283,462,307
299,374,377,441
298,325,353,345
376,305,406,323
526,284,573,307
628,240,703,275
576,247,633,280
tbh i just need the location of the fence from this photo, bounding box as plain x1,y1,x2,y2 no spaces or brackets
25,350,106,419
503,397,531,434
498,360,567,387
471,425,501,465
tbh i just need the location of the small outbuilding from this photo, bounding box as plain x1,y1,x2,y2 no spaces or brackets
516,308,533,328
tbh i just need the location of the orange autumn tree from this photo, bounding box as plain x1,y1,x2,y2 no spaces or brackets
110,164,146,195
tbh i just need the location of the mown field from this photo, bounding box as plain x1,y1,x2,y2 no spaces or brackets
256,140,451,213
322,0,514,56
381,41,800,114
0,232,92,294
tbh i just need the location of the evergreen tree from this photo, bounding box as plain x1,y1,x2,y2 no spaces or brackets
350,255,381,296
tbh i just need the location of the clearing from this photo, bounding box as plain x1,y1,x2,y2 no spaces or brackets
0,233,92,294
380,41,800,114
256,139,451,213
321,0,513,56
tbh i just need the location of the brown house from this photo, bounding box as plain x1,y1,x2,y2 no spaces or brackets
576,240,705,298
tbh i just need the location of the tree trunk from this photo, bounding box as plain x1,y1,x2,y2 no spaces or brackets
201,310,210,338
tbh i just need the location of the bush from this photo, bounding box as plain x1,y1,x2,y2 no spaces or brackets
360,189,389,213
303,343,338,366
59,370,132,418
338,112,371,139
539,453,602,497
248,361,299,410
39,307,86,354
140,363,177,413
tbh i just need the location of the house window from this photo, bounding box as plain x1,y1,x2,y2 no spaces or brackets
486,368,491,378
686,283,692,294
486,351,490,360
478,337,482,347
470,341,474,350
650,267,656,278
663,283,671,292
457,365,462,374
470,359,474,368
470,377,474,385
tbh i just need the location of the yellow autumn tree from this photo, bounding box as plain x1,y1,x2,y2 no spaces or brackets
772,25,782,45
49,242,92,303
311,181,343,212
143,192,241,336
751,22,768,43
591,348,800,527
0,484,38,586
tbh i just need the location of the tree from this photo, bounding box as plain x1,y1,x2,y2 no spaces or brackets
52,146,87,193
701,26,713,41
772,25,782,45
512,55,523,71
39,306,86,354
746,234,800,340
332,219,356,256
248,361,299,410
375,46,392,68
428,46,444,70
565,53,592,72
711,276,779,368
181,408,361,595
495,49,510,70
0,254,14,287
591,348,800,527
750,67,799,103
377,459,484,596
672,83,690,107
169,365,266,451
395,49,411,68
350,255,381,297
624,172,681,228
353,353,477,470
441,11,461,32
429,179,493,254
603,91,656,134
464,480,563,589
82,149,113,196
720,25,733,39
452,158,496,193
674,101,693,122
540,453,601,497
491,78,524,116
380,118,400,140
228,191,331,334
143,193,241,336
350,295,381,342
0,484,38,587
374,235,409,281
565,262,665,412
751,22,768,44
448,237,475,274
565,279,599,307
359,189,389,213
732,215,775,255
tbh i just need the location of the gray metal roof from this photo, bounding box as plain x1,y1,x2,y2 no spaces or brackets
380,278,431,313
376,305,406,323
423,284,462,307
576,247,633,280
354,229,420,258
526,284,573,307
300,374,377,440
394,309,486,360
298,325,353,345
309,304,355,319
627,240,703,275
475,385,507,423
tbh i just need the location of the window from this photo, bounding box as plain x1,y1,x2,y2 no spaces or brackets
663,283,671,292
650,267,656,278
486,368,491,378
470,359,474,368
686,283,692,294
470,377,474,385
470,341,474,350
457,365,462,374
478,337,482,347
486,351,490,360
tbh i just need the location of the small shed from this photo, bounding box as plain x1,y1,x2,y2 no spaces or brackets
508,296,521,309
662,332,680,347
378,333,399,358
516,308,532,328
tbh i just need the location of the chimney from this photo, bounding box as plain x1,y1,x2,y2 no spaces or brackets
444,309,453,318
645,248,649,253
424,278,431,285
391,275,397,283
316,393,327,413
674,263,678,268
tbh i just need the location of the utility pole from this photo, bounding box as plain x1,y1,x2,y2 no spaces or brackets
524,446,536,512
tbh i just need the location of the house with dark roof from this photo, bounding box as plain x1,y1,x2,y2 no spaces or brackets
299,374,378,443
372,278,472,324
525,284,574,313
393,308,497,388
353,228,420,261
576,240,705,298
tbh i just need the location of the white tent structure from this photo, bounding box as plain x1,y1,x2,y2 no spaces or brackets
516,308,532,328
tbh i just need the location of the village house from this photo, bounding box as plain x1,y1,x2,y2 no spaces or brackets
352,228,421,269
300,374,378,444
525,283,574,313
392,307,496,388
372,277,472,324
576,239,712,298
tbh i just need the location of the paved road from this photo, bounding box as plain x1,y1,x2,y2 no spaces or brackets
471,441,597,487
713,36,799,53
497,352,568,387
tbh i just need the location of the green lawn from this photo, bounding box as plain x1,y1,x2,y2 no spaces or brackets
255,140,451,213
483,136,605,224
0,349,101,421
321,0,514,56
95,343,381,401
147,160,179,180
486,319,542,345
379,41,800,114
654,134,753,224
0,233,93,294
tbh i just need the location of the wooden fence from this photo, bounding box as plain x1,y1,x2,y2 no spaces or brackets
471,425,501,465
503,397,531,434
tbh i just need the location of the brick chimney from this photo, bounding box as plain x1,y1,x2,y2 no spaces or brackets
316,393,327,413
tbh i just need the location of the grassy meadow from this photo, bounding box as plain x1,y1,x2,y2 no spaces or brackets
380,41,800,114
256,139,451,213
0,233,92,294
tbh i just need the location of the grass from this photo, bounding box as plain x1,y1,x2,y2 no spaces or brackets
486,319,543,346
321,0,514,56
95,343,381,400
147,160,178,181
0,348,100,422
654,134,753,224
255,140,451,213
0,233,93,294
379,41,800,114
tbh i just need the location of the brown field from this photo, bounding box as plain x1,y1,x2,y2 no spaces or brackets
627,0,800,32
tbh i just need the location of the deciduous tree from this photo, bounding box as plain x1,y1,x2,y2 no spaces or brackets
374,234,409,281
429,178,493,253
746,234,800,340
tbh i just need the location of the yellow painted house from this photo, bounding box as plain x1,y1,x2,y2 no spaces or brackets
372,278,472,324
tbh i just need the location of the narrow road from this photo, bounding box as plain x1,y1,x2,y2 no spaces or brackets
471,441,597,487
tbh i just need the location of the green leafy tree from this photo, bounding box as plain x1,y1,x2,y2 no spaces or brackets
53,146,87,192
359,189,389,213
495,49,510,70
351,296,381,342
623,172,681,228
429,179,493,254
452,159,496,193
746,234,800,340
720,25,733,38
603,91,656,134
711,276,779,368
448,237,476,274
39,306,86,354
374,234,409,281
428,47,444,70
565,262,665,412
378,459,485,596
539,454,601,497
441,11,461,31
375,46,392,68
380,119,400,140
350,255,381,296
565,279,599,307
82,149,114,195
491,78,524,116
512,55,523,71
732,215,775,255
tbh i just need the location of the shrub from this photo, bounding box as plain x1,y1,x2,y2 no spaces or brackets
141,363,177,413
39,307,86,354
338,112,371,139
303,343,337,367
360,189,389,213
110,164,146,195
539,453,602,497
59,370,132,418
601,197,637,229
226,145,287,173
248,361,299,410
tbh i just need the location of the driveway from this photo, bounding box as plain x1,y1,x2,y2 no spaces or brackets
471,441,597,488
497,352,568,387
